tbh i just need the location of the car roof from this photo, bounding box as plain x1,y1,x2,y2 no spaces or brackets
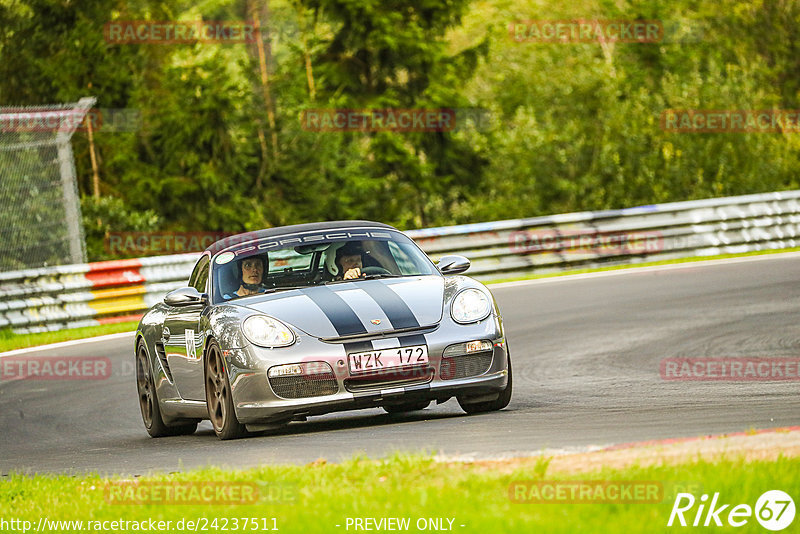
204,220,398,256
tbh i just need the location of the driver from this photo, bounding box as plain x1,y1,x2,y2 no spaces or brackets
228,255,268,297
335,242,366,280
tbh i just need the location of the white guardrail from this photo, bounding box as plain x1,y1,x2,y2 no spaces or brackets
3,189,800,333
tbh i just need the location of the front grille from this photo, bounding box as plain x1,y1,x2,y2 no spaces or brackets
441,352,493,380
269,373,338,399
344,367,433,392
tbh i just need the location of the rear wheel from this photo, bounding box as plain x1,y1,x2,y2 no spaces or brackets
383,400,431,414
136,341,197,437
457,353,513,414
205,339,247,440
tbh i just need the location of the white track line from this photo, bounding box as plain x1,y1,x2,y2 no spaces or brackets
0,331,135,358
490,250,800,289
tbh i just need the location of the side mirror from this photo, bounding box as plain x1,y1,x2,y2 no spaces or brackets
164,287,208,307
437,255,471,275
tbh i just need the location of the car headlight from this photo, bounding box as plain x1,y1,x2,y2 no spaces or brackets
451,289,492,324
242,315,295,347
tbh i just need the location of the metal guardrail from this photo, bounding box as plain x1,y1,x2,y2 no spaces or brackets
3,189,800,333
410,189,800,279
0,255,198,333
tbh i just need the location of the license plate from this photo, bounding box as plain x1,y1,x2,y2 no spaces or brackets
348,345,429,373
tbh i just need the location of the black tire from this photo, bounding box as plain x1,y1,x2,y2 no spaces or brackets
205,339,247,440
457,353,513,414
383,400,431,414
167,423,198,435
136,341,198,437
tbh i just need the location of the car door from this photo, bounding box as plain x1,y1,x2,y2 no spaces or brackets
162,255,210,401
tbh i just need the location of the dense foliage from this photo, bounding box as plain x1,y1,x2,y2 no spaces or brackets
1,0,798,260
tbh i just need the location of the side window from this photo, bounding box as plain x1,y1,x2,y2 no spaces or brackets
188,256,210,293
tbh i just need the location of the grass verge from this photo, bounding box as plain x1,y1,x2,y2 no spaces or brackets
2,453,797,533
0,321,138,353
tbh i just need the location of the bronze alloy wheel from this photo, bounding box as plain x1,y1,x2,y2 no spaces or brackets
205,340,247,439
136,342,155,429
136,340,198,437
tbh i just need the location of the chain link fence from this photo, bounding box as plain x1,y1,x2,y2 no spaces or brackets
0,97,94,271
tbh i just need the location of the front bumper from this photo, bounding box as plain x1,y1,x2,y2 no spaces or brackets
226,316,509,424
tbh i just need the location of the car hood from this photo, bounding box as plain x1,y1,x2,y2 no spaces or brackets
238,276,445,339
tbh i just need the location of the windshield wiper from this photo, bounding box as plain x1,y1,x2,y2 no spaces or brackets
322,279,351,285
324,274,403,284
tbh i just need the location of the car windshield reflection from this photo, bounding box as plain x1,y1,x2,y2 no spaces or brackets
211,231,436,303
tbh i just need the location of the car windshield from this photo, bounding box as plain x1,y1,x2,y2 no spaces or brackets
210,229,437,302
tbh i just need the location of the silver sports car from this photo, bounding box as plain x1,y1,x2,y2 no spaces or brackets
135,221,512,439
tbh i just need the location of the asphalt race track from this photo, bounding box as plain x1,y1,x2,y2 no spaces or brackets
2,254,799,475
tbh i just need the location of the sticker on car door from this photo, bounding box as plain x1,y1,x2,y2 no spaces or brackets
185,329,197,359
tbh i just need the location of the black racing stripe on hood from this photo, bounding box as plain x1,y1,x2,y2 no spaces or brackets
343,340,373,354
299,287,367,337
399,334,426,347
358,281,420,329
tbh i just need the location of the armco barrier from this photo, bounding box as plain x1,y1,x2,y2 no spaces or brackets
2,190,800,333
407,189,800,279
0,255,198,333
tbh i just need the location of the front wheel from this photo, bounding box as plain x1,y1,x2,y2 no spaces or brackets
457,353,513,414
136,341,197,437
205,339,247,440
